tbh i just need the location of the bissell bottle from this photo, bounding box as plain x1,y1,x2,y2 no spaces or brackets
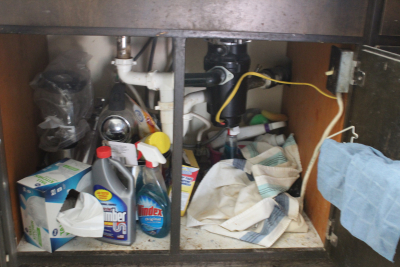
92,146,136,245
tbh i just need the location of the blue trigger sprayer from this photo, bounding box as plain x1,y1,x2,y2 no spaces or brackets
136,142,171,238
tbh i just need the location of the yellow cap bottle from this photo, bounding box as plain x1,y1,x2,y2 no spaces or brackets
142,132,171,154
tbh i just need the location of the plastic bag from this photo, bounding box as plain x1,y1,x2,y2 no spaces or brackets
30,50,93,152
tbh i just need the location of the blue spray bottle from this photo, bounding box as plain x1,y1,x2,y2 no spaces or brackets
136,142,170,238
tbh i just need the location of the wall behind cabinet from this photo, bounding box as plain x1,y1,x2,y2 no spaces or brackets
47,36,287,143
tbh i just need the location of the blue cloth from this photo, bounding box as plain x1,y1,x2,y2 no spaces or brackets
318,139,400,262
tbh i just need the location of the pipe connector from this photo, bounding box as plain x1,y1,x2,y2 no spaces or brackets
113,58,136,73
116,36,131,59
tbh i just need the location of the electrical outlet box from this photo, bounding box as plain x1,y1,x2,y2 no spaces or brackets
326,46,354,94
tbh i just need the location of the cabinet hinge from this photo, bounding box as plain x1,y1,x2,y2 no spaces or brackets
350,61,366,87
325,219,338,247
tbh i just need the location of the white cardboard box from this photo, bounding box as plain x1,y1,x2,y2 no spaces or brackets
17,159,91,252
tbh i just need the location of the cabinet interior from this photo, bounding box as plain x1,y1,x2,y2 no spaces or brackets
0,34,349,253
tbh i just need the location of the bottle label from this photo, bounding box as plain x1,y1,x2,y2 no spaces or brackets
94,185,128,240
138,195,163,235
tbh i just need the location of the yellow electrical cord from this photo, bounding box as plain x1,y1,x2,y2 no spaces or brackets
215,72,337,125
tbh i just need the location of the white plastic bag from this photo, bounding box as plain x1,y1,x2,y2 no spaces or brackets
30,50,93,152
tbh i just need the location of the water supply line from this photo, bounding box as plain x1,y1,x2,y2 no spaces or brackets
183,112,211,143
182,91,208,138
126,84,147,113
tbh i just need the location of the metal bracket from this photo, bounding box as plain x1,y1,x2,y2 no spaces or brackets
208,66,234,85
325,219,338,247
351,62,366,87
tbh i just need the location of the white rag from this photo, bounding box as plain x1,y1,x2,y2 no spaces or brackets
186,134,307,247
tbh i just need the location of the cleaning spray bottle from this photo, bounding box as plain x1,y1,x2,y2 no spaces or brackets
135,132,171,195
136,142,170,238
92,146,136,245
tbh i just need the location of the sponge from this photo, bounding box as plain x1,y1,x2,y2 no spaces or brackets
261,110,288,122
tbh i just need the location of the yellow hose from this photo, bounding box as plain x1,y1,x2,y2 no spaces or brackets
215,72,337,124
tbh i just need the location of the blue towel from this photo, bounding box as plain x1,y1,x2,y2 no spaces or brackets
318,139,400,262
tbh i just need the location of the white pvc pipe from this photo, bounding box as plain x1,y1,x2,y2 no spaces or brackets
115,58,175,143
116,59,208,143
183,91,206,114
118,71,148,87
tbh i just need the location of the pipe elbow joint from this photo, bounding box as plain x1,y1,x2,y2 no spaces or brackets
183,91,206,114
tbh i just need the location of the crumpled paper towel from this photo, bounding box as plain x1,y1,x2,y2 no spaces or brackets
57,190,104,237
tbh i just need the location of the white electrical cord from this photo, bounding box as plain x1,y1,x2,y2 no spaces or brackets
187,112,212,142
299,93,343,212
126,84,148,113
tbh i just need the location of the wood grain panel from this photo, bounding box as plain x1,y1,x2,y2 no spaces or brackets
0,34,48,242
282,42,351,242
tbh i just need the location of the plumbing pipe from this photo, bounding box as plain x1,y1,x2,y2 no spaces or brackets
183,91,206,114
184,113,211,142
133,38,154,61
208,121,287,148
116,61,207,143
184,71,222,87
117,36,131,59
115,58,174,142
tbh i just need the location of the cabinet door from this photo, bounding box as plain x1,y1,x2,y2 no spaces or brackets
0,113,17,267
0,216,7,266
327,45,400,266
